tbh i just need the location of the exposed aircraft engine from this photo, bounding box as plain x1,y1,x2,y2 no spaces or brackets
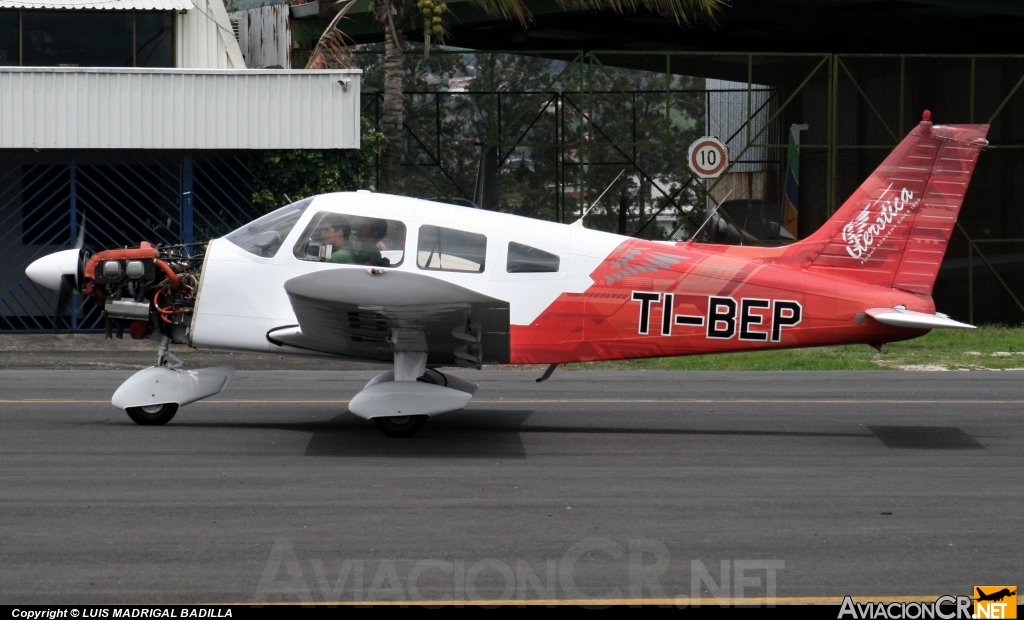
83,242,204,343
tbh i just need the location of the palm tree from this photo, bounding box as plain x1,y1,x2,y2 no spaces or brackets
309,0,727,194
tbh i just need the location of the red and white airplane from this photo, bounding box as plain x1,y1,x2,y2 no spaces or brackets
26,112,988,436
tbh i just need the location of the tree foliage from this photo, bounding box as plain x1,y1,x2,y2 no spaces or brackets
248,119,384,211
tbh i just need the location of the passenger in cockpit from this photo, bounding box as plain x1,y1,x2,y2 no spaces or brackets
352,218,390,266
320,215,356,264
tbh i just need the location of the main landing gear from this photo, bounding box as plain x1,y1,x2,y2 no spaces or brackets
372,415,429,438
350,353,479,438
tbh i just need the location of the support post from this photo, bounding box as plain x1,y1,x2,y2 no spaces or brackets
181,152,194,244
665,53,671,143
898,56,905,135
747,54,753,146
69,152,77,331
828,54,838,216
578,53,585,219
969,57,976,124
587,53,593,209
968,241,974,324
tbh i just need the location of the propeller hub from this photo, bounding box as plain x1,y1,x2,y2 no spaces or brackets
26,249,82,291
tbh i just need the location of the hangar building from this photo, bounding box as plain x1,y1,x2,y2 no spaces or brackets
0,0,359,330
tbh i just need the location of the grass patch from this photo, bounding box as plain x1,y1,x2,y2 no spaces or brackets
566,326,1024,371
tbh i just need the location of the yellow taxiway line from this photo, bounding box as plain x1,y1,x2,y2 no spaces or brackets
229,596,943,605
2,398,1024,405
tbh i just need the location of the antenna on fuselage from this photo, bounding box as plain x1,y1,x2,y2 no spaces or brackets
571,169,626,228
688,188,735,243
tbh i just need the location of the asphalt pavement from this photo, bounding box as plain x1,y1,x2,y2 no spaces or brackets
0,368,1021,604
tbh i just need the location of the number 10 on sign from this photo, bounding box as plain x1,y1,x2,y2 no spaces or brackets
688,136,729,179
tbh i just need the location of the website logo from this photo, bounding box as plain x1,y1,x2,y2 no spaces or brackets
974,586,1017,619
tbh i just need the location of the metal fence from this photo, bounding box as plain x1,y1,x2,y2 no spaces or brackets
0,151,264,331
355,50,1024,325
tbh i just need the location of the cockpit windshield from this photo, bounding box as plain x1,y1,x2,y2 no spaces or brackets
225,197,314,257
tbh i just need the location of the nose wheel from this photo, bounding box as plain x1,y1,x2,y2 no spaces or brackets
125,403,178,426
372,415,428,437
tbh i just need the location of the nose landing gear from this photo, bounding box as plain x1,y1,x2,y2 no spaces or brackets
113,335,236,426
125,403,179,426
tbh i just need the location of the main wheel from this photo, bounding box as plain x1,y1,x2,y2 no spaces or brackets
125,403,178,426
372,415,428,438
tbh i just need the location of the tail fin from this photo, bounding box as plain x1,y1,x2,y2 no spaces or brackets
802,112,989,294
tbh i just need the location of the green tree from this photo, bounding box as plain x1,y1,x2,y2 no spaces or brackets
248,118,384,210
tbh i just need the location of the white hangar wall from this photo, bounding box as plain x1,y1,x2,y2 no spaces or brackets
0,67,362,150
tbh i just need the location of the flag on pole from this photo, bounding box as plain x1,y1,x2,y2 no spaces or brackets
782,123,809,239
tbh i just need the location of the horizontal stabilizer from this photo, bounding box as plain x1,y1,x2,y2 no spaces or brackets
866,307,975,330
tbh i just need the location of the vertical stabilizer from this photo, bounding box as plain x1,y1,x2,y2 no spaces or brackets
801,113,988,294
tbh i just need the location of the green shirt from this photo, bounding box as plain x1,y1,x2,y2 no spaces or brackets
328,247,357,264
353,246,384,266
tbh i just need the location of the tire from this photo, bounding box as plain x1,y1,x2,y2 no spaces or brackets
372,415,428,438
125,403,178,426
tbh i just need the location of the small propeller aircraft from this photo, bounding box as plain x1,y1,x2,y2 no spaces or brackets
26,112,989,436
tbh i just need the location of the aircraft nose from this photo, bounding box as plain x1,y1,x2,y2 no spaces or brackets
26,249,81,291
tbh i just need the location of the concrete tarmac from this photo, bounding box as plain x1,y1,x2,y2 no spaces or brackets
0,369,1021,604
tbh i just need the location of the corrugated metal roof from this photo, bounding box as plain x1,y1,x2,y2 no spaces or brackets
0,67,361,150
0,0,195,10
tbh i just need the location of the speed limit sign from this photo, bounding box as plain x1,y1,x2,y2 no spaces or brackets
688,136,729,179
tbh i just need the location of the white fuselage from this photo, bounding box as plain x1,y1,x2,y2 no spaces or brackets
190,191,624,354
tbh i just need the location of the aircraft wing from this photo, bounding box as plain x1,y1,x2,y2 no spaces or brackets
269,268,510,366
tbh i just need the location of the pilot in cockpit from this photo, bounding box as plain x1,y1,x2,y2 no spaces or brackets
319,215,356,264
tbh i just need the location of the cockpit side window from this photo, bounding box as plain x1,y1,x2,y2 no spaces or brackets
225,197,314,258
506,242,560,273
293,211,406,267
417,225,487,273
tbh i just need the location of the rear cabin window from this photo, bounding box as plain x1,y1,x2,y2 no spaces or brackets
506,242,560,273
293,211,406,267
417,225,487,273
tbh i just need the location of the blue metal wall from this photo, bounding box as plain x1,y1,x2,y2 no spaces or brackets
0,150,267,332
